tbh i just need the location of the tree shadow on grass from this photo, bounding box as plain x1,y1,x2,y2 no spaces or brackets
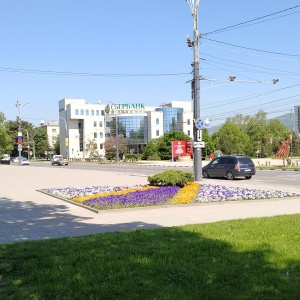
1,216,299,299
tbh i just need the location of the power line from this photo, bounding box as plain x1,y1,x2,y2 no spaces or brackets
204,5,300,36
201,53,300,76
0,66,191,77
202,38,300,58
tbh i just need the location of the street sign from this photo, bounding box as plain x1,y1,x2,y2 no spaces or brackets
193,141,205,148
197,130,202,142
194,118,204,129
18,144,22,151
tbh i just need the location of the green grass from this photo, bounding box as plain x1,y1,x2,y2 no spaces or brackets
1,214,300,299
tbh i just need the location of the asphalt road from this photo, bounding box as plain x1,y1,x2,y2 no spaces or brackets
22,161,300,194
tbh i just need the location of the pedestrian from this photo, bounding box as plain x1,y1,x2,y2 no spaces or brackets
209,152,214,161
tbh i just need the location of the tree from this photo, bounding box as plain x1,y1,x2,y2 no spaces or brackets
142,131,191,160
212,123,250,155
104,136,127,160
34,128,50,158
85,139,98,158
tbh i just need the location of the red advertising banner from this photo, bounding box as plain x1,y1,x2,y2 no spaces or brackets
172,140,193,160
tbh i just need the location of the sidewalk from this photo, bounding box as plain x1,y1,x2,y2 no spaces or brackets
0,163,300,245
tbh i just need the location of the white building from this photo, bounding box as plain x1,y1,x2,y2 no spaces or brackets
58,98,193,159
40,120,59,148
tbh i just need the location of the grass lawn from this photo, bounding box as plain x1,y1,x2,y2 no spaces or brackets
1,214,300,299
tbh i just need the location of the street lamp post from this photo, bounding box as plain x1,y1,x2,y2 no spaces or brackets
16,101,32,166
185,0,202,181
107,101,119,163
59,117,69,161
22,128,30,161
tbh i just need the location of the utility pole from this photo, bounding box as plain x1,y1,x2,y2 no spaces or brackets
185,0,202,181
15,101,31,166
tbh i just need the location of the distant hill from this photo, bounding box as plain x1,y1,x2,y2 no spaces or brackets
207,113,295,135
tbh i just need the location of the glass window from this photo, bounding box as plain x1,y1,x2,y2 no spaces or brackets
156,130,159,136
99,132,103,138
99,121,103,127
100,144,103,149
187,119,190,125
75,109,79,115
94,132,97,139
101,110,105,116
86,109,89,116
156,118,159,125
80,109,84,115
96,110,99,116
91,110,94,116
94,121,97,127
187,130,190,136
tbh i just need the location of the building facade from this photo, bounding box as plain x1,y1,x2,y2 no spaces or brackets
40,120,59,148
58,98,193,159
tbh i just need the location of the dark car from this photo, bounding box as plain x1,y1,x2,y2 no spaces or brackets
202,155,256,180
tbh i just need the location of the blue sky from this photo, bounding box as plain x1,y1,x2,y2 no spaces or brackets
1,1,299,127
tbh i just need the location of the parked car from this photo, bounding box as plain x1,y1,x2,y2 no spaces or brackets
202,155,256,180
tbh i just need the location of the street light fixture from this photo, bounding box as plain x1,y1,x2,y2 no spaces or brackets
15,101,32,166
185,0,202,181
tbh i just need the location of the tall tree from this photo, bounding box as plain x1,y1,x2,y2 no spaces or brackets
212,123,250,155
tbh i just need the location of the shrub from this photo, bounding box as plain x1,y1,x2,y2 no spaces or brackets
148,170,194,187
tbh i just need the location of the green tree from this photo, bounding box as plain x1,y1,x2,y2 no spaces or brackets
142,131,191,160
212,123,250,155
85,139,98,158
34,128,50,158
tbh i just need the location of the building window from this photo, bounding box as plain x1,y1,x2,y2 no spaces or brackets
96,110,99,116
75,109,79,115
86,109,89,116
156,118,159,125
94,121,97,127
80,109,84,115
99,121,103,127
52,128,56,133
91,110,94,116
188,130,191,136
101,110,105,116
99,132,103,138
187,119,190,125
94,132,97,139
156,130,159,136
100,144,103,150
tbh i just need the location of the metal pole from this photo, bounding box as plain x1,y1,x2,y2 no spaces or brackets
23,128,30,161
115,114,119,163
16,102,22,166
187,0,202,181
59,117,68,160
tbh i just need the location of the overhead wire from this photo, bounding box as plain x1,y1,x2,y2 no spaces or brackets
204,4,300,36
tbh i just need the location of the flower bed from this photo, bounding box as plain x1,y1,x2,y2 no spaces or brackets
39,183,300,211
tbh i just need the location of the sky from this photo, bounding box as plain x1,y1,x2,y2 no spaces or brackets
1,0,299,128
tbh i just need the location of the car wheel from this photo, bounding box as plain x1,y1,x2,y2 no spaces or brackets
226,171,235,180
202,170,209,178
245,176,252,179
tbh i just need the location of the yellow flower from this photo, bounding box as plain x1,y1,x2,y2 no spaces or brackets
172,182,200,204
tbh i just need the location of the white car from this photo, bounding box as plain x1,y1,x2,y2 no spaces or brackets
13,157,30,165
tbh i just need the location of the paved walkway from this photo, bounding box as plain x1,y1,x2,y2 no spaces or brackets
0,162,300,244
